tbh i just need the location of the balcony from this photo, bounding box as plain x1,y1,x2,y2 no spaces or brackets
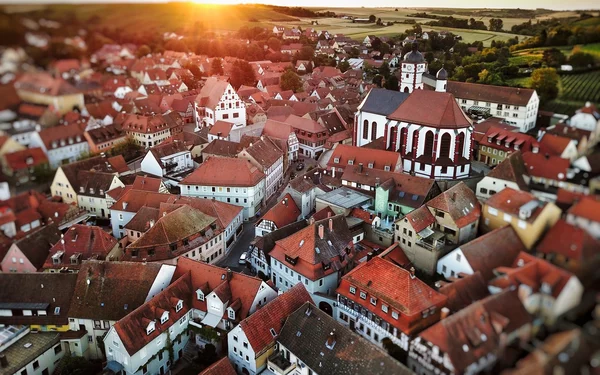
267,352,296,375
414,230,446,251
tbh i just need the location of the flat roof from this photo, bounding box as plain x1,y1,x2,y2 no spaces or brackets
0,331,60,375
317,187,371,209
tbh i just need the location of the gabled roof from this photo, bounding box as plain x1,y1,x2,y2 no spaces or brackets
405,205,436,233
198,77,230,109
426,182,480,228
85,124,125,145
12,224,62,270
456,226,526,281
45,225,117,269
538,133,574,156
202,139,242,158
568,196,600,223
4,147,48,170
239,136,283,170
69,260,164,321
283,114,326,134
209,120,235,137
148,140,189,164
124,206,160,233
257,193,300,230
522,152,570,181
131,175,163,192
438,272,489,313
76,170,119,198
240,283,312,353
181,157,265,187
388,90,472,129
0,273,77,327
37,122,86,150
328,144,402,172
485,188,546,224
418,290,531,375
447,81,535,106
359,88,410,116
278,302,412,375
198,357,237,375
58,155,121,192
261,119,294,140
486,151,530,191
536,219,599,263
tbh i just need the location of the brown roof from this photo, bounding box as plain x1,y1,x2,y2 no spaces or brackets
85,124,125,145
76,170,119,198
257,193,300,230
438,272,489,312
239,136,284,170
15,72,79,96
447,81,535,106
12,224,62,270
209,120,235,137
69,260,163,321
4,148,48,171
197,77,230,110
131,175,163,191
485,188,546,224
0,273,77,326
202,139,242,158
38,122,86,150
486,151,530,191
181,157,265,187
107,155,129,174
45,225,117,269
124,206,160,232
536,219,600,263
58,155,120,192
388,90,472,129
284,114,326,134
458,226,526,281
121,112,183,134
240,283,312,353
405,205,436,232
198,358,237,375
426,182,480,228
148,140,189,165
522,152,570,181
418,290,531,375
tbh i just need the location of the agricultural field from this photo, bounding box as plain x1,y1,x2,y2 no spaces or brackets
579,43,600,60
560,70,600,103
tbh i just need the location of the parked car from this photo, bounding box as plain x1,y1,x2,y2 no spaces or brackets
296,163,304,171
239,252,248,264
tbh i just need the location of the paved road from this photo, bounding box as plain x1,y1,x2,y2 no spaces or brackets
217,221,256,273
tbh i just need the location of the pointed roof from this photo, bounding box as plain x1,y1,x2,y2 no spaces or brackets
426,182,480,228
181,157,265,187
486,151,530,191
388,90,472,129
257,193,300,230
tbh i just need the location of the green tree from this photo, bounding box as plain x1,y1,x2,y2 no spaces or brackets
478,69,504,85
368,15,376,23
530,67,559,103
110,137,142,161
379,62,391,78
136,45,151,58
542,48,567,67
488,18,504,32
230,59,256,89
55,355,97,375
267,37,282,51
338,60,350,73
376,18,383,26
384,75,399,91
373,74,384,87
568,52,595,67
280,69,303,92
211,58,223,76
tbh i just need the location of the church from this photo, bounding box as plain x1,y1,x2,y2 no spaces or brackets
355,42,473,180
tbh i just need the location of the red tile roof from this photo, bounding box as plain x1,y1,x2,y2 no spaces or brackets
486,151,530,191
388,90,472,129
405,205,436,232
338,256,447,335
485,188,545,224
44,225,117,269
15,72,79,96
209,120,235,137
438,272,489,313
568,196,600,223
447,81,535,106
38,123,86,150
239,283,312,353
522,152,570,181
538,133,573,156
479,127,537,153
327,144,402,172
426,182,480,228
283,114,326,134
536,219,599,263
197,77,230,110
457,226,526,281
132,175,163,192
181,157,265,187
257,193,300,230
4,148,48,171
198,357,237,375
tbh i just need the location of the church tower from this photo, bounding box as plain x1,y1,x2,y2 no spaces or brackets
400,41,427,93
435,67,448,92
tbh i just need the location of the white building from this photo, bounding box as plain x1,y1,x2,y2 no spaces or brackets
354,88,410,147
196,77,246,128
569,101,600,135
0,328,66,375
120,111,183,148
76,171,125,218
140,140,193,178
262,119,300,164
30,123,89,168
475,150,531,200
238,136,284,200
181,157,266,220
400,42,428,93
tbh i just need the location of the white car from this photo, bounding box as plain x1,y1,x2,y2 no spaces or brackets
239,252,248,264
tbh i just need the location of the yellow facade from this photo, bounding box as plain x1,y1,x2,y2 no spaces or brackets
16,90,84,116
30,324,70,332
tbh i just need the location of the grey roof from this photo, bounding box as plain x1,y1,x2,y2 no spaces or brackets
278,302,412,375
316,187,371,209
0,331,60,375
436,67,448,80
404,50,425,63
360,88,410,116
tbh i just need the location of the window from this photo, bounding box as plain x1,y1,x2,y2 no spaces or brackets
480,187,488,194
456,253,461,262
423,131,434,156
370,296,377,306
436,211,445,218
359,291,367,300
33,361,40,370
503,213,512,222
487,207,498,216
54,344,62,355
362,120,369,140
392,311,399,320
243,342,248,349
371,122,377,141
233,335,238,342
382,304,388,313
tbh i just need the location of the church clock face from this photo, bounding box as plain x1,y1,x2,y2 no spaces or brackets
406,65,413,72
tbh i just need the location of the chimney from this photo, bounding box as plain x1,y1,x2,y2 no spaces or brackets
440,307,450,320
325,331,336,349
0,353,7,368
327,211,332,218
331,166,336,178
226,268,233,281
409,267,416,279
149,219,155,228
358,163,363,173
451,192,456,201
318,224,324,239
375,177,380,188
366,252,373,261
123,202,128,210
328,218,333,231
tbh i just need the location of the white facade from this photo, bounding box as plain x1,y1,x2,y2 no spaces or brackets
569,106,600,134
400,61,428,93
476,176,524,201
270,257,339,296
436,247,475,279
354,110,387,147
127,128,173,149
140,148,193,178
566,212,600,240
10,335,66,375
455,91,539,133
181,180,266,220
30,133,90,169
77,176,124,218
228,325,260,375
201,84,246,128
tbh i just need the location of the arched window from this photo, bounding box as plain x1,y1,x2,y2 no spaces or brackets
362,120,369,140
424,131,434,157
440,133,452,159
403,87,410,93
456,132,465,159
399,128,408,155
371,122,377,141
411,130,419,154
389,126,398,152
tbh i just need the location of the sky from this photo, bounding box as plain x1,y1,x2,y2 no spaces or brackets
1,0,598,10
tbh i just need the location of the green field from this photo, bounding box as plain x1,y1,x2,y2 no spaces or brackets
579,43,600,60
560,70,600,103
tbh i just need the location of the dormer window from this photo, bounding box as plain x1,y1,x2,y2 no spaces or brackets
370,296,377,306
146,321,155,335
228,308,235,320
359,291,367,300
175,300,183,312
349,286,356,295
79,187,85,193
348,160,354,165
161,311,169,324
196,290,205,301
384,165,390,172
334,157,340,163
368,163,374,169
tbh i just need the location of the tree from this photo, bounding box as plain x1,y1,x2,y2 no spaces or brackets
55,355,97,375
110,137,142,161
211,58,223,75
136,45,151,58
478,69,504,85
280,69,303,92
530,67,559,103
376,18,383,26
542,48,567,67
373,74,384,87
384,75,399,91
338,60,350,73
568,52,595,67
229,59,256,89
298,45,315,61
379,62,391,78
368,14,376,23
489,18,504,32
267,37,281,51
